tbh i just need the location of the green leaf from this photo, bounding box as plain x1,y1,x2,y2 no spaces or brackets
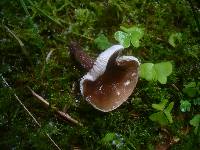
114,31,130,48
184,82,196,88
190,114,200,127
164,102,174,123
150,100,174,125
130,36,140,48
94,34,112,50
183,88,198,97
101,133,116,143
193,98,200,105
139,63,157,81
130,27,144,48
190,114,200,134
168,33,182,47
149,112,168,126
183,82,198,97
115,26,144,48
139,62,172,84
152,99,168,111
154,62,172,84
120,26,144,37
180,100,191,112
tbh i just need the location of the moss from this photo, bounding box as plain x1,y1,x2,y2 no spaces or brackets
0,0,199,149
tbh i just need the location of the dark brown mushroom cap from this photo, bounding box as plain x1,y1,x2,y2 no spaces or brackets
80,45,140,112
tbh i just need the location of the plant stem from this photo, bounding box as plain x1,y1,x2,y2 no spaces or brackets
27,86,83,126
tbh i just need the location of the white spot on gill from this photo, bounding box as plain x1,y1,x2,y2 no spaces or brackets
86,96,92,102
99,85,103,91
117,91,120,96
124,80,130,86
131,72,136,77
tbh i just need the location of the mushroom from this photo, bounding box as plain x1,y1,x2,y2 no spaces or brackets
69,42,140,112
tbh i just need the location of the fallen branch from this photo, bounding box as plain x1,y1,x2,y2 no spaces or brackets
1,76,62,150
27,86,82,126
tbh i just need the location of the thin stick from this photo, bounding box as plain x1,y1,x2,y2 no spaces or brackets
171,84,180,91
1,76,62,150
4,26,24,47
27,86,82,126
4,25,33,67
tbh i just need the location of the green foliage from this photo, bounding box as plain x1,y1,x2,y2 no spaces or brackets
193,98,200,106
180,81,200,118
94,34,112,50
149,99,174,125
1,0,200,149
101,133,116,143
190,114,200,134
180,100,191,112
101,132,124,148
114,26,144,48
168,33,182,47
183,82,200,98
139,62,172,84
75,9,96,26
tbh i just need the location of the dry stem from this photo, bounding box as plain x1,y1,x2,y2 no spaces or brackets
27,86,82,126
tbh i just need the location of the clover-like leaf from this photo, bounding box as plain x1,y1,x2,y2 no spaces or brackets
139,63,156,81
154,62,173,84
152,99,168,111
180,100,191,112
190,114,200,134
114,31,130,48
130,36,140,48
130,27,144,48
149,112,168,126
115,26,144,48
94,34,112,50
168,33,182,47
139,62,172,84
150,100,174,125
164,102,174,123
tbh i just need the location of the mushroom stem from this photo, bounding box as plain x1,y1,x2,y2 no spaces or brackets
69,42,95,71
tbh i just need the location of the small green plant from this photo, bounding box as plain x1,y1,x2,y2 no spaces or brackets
149,99,174,125
183,81,200,98
101,132,124,148
75,8,96,25
193,98,200,105
114,26,144,48
180,81,200,112
94,34,112,50
139,62,172,84
190,114,200,134
180,100,191,112
168,33,182,47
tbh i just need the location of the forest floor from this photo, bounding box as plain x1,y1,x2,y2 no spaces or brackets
0,0,200,149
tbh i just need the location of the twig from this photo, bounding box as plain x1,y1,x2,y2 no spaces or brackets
1,76,62,150
27,86,83,126
171,84,180,91
4,25,33,67
4,25,24,47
